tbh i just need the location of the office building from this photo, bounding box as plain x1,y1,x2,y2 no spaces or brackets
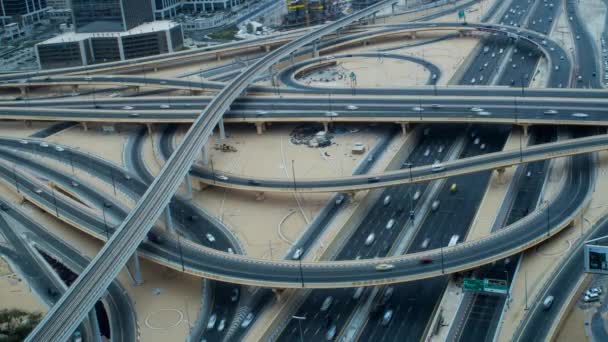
0,0,49,28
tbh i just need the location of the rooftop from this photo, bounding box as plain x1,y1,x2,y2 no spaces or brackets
39,21,179,45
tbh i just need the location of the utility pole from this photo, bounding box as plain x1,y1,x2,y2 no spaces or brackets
12,164,19,194
292,160,297,192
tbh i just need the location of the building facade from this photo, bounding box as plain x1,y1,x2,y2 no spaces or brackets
0,0,49,28
36,21,183,68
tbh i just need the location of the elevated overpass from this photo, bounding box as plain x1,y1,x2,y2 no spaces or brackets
25,0,403,340
0,22,568,95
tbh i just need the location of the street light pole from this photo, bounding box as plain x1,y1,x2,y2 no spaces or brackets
51,187,59,218
546,201,550,237
299,258,305,288
292,160,297,192
12,164,19,194
102,205,109,240
178,210,186,272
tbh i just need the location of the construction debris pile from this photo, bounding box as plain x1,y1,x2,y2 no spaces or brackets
290,124,333,147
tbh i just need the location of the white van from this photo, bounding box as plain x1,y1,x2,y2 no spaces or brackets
386,219,395,229
413,190,421,201
365,233,376,246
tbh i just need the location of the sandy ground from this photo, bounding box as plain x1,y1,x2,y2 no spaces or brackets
0,257,47,314
300,57,430,88
552,0,576,63
0,121,53,137
554,304,590,342
466,129,523,240
0,179,203,342
47,123,134,166
431,0,496,23
309,32,478,87
166,123,381,258
498,150,608,341
578,0,607,44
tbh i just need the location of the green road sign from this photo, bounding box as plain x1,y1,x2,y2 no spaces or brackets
350,72,357,81
463,278,508,294
463,278,484,291
484,278,508,294
458,9,465,19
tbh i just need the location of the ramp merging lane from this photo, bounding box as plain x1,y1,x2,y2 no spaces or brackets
25,1,403,340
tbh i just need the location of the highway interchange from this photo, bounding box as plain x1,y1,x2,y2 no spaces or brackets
0,0,606,341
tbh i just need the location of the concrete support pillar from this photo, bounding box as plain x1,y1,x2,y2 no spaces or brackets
312,41,319,58
264,45,270,52
255,122,265,135
372,13,376,24
411,32,417,39
19,87,27,95
347,190,357,202
129,253,143,285
522,124,529,137
71,85,79,93
24,120,32,127
146,123,153,136
201,144,209,165
82,122,89,131
218,119,226,139
363,40,368,46
184,173,193,200
391,3,396,14
255,192,265,201
290,52,295,64
496,168,507,185
216,53,222,61
164,205,175,233
399,122,410,136
323,122,329,133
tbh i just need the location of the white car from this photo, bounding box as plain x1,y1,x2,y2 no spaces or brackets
431,162,444,172
325,111,339,117
470,107,484,112
217,319,226,332
412,106,424,112
216,175,229,181
432,200,440,211
385,219,395,229
241,313,254,328
206,233,216,243
292,247,304,260
365,233,376,246
345,104,358,110
122,105,134,110
321,296,334,311
207,313,217,330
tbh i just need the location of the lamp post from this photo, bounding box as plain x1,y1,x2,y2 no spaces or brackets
102,204,109,240
299,258,305,288
292,315,306,342
110,170,117,197
403,162,414,213
12,164,19,194
178,209,186,272
546,200,550,237
51,187,59,218
504,270,510,308
292,160,297,192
